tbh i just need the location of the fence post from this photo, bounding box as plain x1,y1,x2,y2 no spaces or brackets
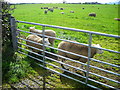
86,33,92,84
10,16,18,51
0,1,2,88
42,26,46,89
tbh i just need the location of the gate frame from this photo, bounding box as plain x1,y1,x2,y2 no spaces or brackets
12,20,120,89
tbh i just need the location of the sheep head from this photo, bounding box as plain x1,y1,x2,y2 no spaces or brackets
29,26,35,31
38,38,50,46
92,44,103,54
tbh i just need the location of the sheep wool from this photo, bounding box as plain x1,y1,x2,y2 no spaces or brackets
58,41,103,68
26,34,50,53
29,27,56,47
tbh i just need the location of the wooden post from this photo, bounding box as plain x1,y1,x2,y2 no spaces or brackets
0,1,2,87
10,16,18,51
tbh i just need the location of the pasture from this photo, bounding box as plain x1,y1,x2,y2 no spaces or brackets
12,3,120,88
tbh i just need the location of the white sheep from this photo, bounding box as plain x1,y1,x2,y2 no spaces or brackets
89,13,96,17
29,27,56,47
26,34,50,53
58,41,103,69
70,11,74,13
61,12,64,14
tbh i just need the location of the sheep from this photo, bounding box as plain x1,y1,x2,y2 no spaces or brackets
48,8,54,12
44,7,48,9
26,34,50,53
60,8,64,10
70,11,74,13
114,18,120,21
61,12,64,14
44,10,48,14
53,7,58,9
29,27,56,47
58,41,103,69
41,7,43,9
89,13,96,17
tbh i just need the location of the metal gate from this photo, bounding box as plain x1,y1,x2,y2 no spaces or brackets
10,17,120,89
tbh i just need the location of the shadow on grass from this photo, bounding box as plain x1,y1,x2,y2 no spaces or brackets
60,71,110,89
22,51,110,89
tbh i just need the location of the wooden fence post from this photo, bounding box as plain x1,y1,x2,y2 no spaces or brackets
10,16,18,51
0,1,2,88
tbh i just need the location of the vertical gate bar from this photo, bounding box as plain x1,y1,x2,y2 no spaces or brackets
42,26,46,89
85,33,92,84
10,16,18,51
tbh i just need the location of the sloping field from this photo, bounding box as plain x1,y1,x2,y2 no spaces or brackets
10,3,120,89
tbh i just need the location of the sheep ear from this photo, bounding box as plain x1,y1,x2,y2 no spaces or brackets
29,27,35,30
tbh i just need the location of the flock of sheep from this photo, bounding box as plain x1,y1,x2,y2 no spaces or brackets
26,27,103,69
41,6,97,17
41,6,120,20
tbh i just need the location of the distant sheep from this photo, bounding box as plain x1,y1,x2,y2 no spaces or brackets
26,34,50,53
41,7,43,9
58,41,103,69
44,10,48,14
60,8,64,10
61,12,64,14
114,18,120,21
29,27,56,47
70,11,74,13
89,13,96,17
53,7,58,9
44,7,48,9
48,8,54,12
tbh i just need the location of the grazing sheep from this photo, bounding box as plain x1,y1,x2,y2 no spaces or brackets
26,34,50,53
53,7,58,9
70,11,74,13
44,7,48,9
89,13,96,17
61,12,64,14
60,8,64,10
29,27,56,47
114,18,120,21
58,41,103,69
41,7,43,9
48,8,54,12
44,10,48,14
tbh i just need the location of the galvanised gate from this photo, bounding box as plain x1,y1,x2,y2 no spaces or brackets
10,17,120,89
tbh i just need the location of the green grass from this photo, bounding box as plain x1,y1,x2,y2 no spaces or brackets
13,4,119,35
9,3,120,89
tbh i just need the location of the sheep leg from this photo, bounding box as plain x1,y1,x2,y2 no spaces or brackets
51,41,54,47
79,58,87,70
58,51,68,70
49,39,55,52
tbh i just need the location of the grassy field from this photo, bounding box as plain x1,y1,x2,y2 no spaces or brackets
13,4,119,34
8,3,120,89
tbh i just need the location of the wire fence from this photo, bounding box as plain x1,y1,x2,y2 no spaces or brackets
12,18,120,89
